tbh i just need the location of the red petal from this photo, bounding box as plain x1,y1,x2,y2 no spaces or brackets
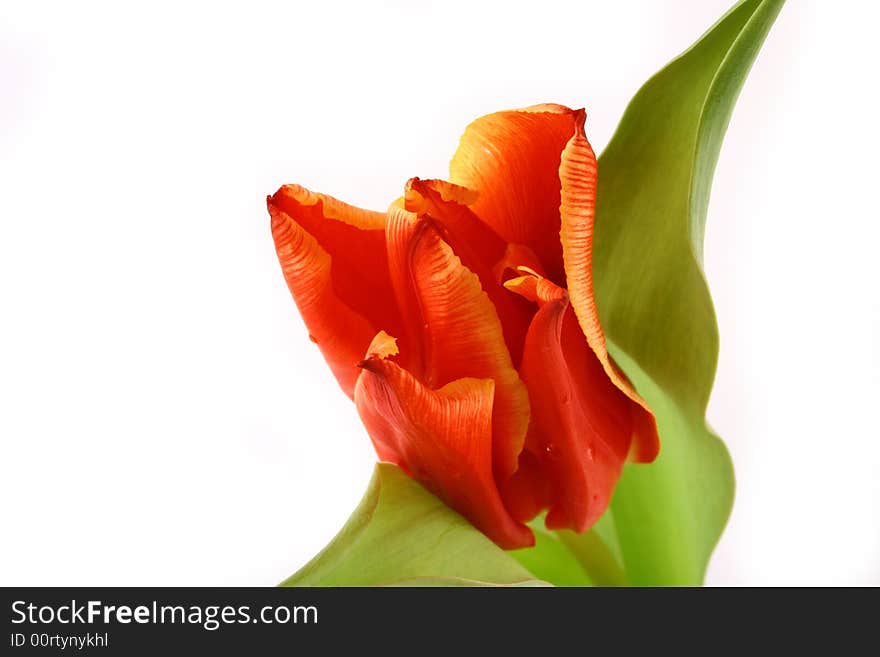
268,185,405,397
506,272,640,533
355,334,534,549
497,449,551,524
449,104,579,283
557,113,659,462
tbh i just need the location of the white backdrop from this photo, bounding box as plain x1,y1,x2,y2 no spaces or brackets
1,0,877,586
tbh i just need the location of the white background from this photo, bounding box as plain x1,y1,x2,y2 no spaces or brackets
1,1,877,586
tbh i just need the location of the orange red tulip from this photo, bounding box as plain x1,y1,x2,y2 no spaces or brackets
268,104,659,549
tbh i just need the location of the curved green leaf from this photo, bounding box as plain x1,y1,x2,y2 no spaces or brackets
281,463,545,587
591,0,785,584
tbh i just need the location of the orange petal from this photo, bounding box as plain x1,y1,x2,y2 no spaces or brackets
506,272,642,532
355,336,534,549
268,185,405,397
449,104,579,283
404,177,480,209
404,178,503,269
403,177,533,365
269,203,377,397
383,204,435,378
269,185,404,336
411,223,530,481
557,113,659,463
504,266,567,305
385,204,530,480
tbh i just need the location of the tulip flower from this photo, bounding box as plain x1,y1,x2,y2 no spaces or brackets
268,104,659,549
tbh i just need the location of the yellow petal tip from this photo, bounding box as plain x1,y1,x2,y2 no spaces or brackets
366,330,399,360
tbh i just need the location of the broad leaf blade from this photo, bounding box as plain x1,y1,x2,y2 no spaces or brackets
281,463,545,587
593,0,785,584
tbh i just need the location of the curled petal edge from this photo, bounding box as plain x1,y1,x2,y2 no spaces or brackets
558,112,660,463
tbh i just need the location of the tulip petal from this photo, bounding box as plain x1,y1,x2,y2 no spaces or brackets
355,335,534,550
397,218,530,481
269,184,404,339
383,204,425,376
497,449,551,525
269,204,377,397
268,185,404,397
558,114,660,463
506,271,643,533
449,104,578,282
403,178,533,365
403,178,501,262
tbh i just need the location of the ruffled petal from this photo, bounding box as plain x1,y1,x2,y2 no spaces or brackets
557,113,660,463
269,203,377,397
505,271,643,532
449,104,579,283
268,185,405,397
403,178,533,365
354,333,534,549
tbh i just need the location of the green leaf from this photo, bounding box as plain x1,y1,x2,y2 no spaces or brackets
589,0,785,584
280,463,546,587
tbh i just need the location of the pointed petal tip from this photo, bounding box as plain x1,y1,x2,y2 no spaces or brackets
267,195,280,220
267,196,290,230
504,268,569,305
628,410,661,463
